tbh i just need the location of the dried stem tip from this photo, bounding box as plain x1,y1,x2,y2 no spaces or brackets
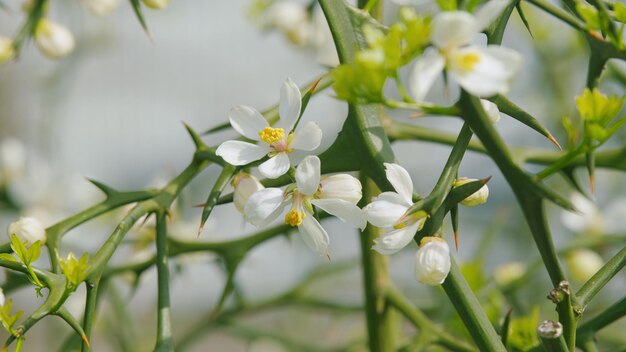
537,320,563,339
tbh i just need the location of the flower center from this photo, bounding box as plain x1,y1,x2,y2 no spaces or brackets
284,209,305,226
451,51,481,72
259,127,285,145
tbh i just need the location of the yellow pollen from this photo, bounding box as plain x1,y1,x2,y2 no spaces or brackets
454,52,480,72
284,209,305,227
259,127,285,145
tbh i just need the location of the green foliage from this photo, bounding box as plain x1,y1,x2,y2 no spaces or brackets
0,299,23,335
615,3,626,24
9,235,41,267
576,2,601,30
59,253,90,290
507,306,541,351
576,88,625,144
331,8,430,103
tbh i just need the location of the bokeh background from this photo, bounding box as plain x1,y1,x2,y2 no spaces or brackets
0,0,625,351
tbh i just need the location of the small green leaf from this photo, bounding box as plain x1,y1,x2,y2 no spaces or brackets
0,254,17,262
26,241,41,264
576,88,625,125
9,234,28,265
615,3,626,23
576,2,601,30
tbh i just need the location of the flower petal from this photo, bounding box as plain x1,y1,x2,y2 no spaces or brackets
230,106,269,141
431,11,477,50
384,163,414,205
480,99,501,124
299,213,330,257
295,155,321,196
409,48,445,103
415,237,451,285
258,152,291,179
244,188,286,226
451,45,522,97
473,0,510,33
318,174,362,204
290,121,322,151
363,192,409,228
311,198,366,230
279,78,302,132
372,221,421,255
216,141,269,165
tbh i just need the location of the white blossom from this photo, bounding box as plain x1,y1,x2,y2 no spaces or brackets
233,173,264,214
244,156,364,256
0,37,14,65
481,99,501,123
415,236,451,285
34,19,75,59
454,177,489,207
7,216,47,245
82,0,121,16
142,0,168,9
216,78,322,179
363,163,427,255
0,138,26,186
0,288,4,306
409,0,522,101
493,261,526,287
560,193,626,236
566,249,603,283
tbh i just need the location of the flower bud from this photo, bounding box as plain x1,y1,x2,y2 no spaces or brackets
8,216,47,245
454,177,489,207
480,99,501,124
142,0,168,10
566,249,603,283
266,1,312,45
317,174,362,204
0,37,15,65
82,0,121,16
0,138,26,185
0,288,4,306
415,236,451,285
493,261,526,287
233,173,264,213
34,19,75,59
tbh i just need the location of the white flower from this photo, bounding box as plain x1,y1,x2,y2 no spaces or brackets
481,99,501,123
82,0,120,16
216,78,322,179
454,177,489,207
363,163,427,255
244,156,365,256
233,172,264,213
560,193,626,236
0,37,15,65
7,216,47,245
566,249,603,283
34,19,75,59
266,1,312,46
0,138,27,185
142,0,168,9
415,236,451,285
0,288,4,306
493,261,526,287
409,0,522,100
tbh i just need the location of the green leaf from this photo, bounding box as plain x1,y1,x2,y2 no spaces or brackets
9,234,28,265
199,164,238,236
576,2,601,30
0,254,16,262
26,240,41,264
615,3,626,23
507,306,540,351
576,88,625,125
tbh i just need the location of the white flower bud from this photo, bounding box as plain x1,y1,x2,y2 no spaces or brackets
0,138,26,185
233,173,264,213
317,174,362,205
480,99,501,124
415,237,451,285
7,216,47,245
267,2,308,33
566,249,603,283
454,177,489,207
493,261,526,287
0,37,15,65
0,288,4,306
34,19,75,59
142,0,168,10
82,0,121,16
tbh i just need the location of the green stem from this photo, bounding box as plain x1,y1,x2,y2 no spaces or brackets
385,287,477,352
577,296,626,341
575,246,626,308
525,0,588,32
154,212,174,351
442,258,506,352
81,279,100,352
358,176,396,352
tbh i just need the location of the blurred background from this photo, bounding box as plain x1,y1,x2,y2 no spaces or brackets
0,0,625,351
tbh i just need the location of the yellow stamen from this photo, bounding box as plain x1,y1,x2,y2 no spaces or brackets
393,210,427,230
259,127,285,145
452,52,480,72
284,209,305,227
